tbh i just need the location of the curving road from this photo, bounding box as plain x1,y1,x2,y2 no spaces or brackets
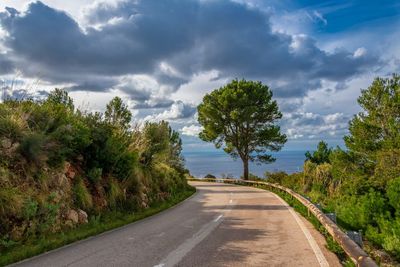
13,182,340,267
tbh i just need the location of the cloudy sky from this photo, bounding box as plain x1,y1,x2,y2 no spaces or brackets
0,0,399,151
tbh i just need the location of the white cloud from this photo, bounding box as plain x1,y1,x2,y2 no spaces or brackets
313,10,327,26
171,70,227,105
143,101,196,122
353,47,367,58
181,124,203,137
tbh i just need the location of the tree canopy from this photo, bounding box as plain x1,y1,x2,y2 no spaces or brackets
105,97,132,131
345,74,400,161
197,79,286,179
305,141,332,164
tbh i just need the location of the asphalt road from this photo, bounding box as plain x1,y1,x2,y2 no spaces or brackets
12,181,340,267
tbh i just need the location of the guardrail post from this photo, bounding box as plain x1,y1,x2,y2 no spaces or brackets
347,230,363,248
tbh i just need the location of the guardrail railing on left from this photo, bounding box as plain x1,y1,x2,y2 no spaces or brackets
188,178,377,267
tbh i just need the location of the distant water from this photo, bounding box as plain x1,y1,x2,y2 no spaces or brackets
182,150,306,178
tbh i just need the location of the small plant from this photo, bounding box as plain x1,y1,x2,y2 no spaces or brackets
73,178,93,210
87,167,102,184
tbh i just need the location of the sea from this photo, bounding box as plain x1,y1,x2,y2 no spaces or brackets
182,150,306,178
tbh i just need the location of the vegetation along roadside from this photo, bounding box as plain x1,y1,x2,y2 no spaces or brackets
0,89,194,266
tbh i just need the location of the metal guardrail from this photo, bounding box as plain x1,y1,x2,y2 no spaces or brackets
189,178,377,267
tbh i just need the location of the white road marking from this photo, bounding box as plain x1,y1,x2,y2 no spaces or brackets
274,194,329,267
153,264,165,267
156,216,224,267
156,199,237,267
214,214,223,222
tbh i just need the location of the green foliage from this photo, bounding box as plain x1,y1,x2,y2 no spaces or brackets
344,74,400,166
87,167,102,184
19,133,48,165
335,190,387,230
0,186,24,220
105,97,132,131
23,199,38,220
386,177,400,215
45,88,74,111
0,88,189,260
0,187,195,266
107,179,123,209
269,74,400,262
0,116,23,141
305,141,332,164
198,79,286,179
73,178,93,210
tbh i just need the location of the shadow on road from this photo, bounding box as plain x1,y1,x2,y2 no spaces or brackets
177,217,267,267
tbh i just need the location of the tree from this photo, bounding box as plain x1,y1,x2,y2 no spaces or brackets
45,88,74,111
197,79,287,180
105,97,132,131
305,141,332,164
344,74,400,168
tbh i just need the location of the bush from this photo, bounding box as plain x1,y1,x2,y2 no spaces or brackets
0,89,189,254
73,178,93,210
386,177,400,215
19,133,48,165
107,179,124,209
87,168,102,184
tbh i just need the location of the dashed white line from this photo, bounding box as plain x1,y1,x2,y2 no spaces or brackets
214,214,223,222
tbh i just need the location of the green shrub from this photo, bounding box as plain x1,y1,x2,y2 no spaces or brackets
88,168,102,184
19,133,47,164
0,90,189,257
107,179,124,209
0,186,24,220
386,177,400,215
335,190,387,230
73,178,93,210
0,117,23,141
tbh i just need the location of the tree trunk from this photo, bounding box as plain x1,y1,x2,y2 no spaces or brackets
243,159,249,180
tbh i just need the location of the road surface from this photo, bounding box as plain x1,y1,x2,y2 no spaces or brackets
13,181,340,267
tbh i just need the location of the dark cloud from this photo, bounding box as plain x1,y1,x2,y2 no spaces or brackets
1,87,48,101
0,0,381,102
0,54,14,74
280,111,351,140
66,79,117,92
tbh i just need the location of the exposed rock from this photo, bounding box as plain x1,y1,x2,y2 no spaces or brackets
64,162,76,179
1,138,12,149
66,169,76,179
64,220,74,228
55,173,69,187
141,201,149,209
63,162,71,173
66,209,79,224
77,209,88,224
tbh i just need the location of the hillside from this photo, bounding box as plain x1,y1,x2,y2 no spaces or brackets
0,89,192,262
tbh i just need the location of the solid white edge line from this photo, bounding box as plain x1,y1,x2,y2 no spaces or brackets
274,194,330,267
